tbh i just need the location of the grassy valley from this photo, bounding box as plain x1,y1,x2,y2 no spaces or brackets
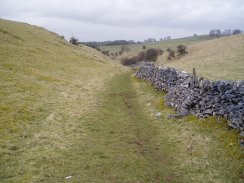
0,19,243,182
100,35,217,58
0,19,122,182
101,34,244,81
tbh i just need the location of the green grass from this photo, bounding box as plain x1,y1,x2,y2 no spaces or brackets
1,19,243,182
0,19,122,182
163,34,244,81
100,35,217,57
2,67,243,182
134,78,244,182
101,34,244,81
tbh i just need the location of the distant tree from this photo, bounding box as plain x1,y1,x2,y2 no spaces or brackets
193,34,197,37
177,45,187,56
209,30,216,36
120,44,130,53
233,29,242,35
223,29,231,36
70,36,79,45
216,29,222,37
144,38,157,43
120,48,163,65
209,29,222,37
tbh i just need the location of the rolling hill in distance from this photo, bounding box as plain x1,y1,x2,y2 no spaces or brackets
161,34,244,80
101,34,244,80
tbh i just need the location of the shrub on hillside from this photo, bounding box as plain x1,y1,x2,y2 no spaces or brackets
142,45,146,49
177,45,187,56
70,36,79,45
137,51,145,62
157,49,164,55
102,50,110,56
120,57,138,66
167,49,175,60
120,48,163,66
145,48,159,61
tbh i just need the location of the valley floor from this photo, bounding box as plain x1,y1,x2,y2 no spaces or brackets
1,71,243,182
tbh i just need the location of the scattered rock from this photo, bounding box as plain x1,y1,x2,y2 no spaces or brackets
168,113,188,119
145,103,151,107
155,112,162,118
66,176,72,180
240,132,244,148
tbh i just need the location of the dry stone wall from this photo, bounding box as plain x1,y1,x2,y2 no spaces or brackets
135,62,244,131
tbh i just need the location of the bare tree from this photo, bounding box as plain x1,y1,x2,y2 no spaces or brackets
233,29,242,35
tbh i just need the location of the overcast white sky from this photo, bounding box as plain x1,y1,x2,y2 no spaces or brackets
0,0,244,41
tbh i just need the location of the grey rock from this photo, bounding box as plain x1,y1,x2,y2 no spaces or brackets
135,62,244,131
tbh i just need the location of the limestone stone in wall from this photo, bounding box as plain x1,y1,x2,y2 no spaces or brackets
135,62,244,131
135,62,157,82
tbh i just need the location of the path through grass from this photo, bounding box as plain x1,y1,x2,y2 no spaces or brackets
58,73,176,182
1,71,243,182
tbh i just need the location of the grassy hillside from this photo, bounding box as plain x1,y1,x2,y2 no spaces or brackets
100,34,243,81
0,19,122,181
100,35,217,57
158,34,244,80
1,19,243,182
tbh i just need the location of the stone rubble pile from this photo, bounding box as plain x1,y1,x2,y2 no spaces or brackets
136,62,244,131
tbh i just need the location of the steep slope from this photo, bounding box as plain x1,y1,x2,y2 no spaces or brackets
0,18,121,130
160,34,244,80
0,19,123,181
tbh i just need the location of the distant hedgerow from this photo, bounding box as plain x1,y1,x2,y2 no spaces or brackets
120,48,163,66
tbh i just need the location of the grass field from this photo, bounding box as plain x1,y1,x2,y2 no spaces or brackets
0,19,243,182
100,35,218,57
0,19,122,182
101,33,244,81
161,34,244,81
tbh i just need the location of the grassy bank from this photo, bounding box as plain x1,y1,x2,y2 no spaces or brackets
0,19,243,182
134,77,243,182
1,69,243,182
162,34,244,81
0,19,122,182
